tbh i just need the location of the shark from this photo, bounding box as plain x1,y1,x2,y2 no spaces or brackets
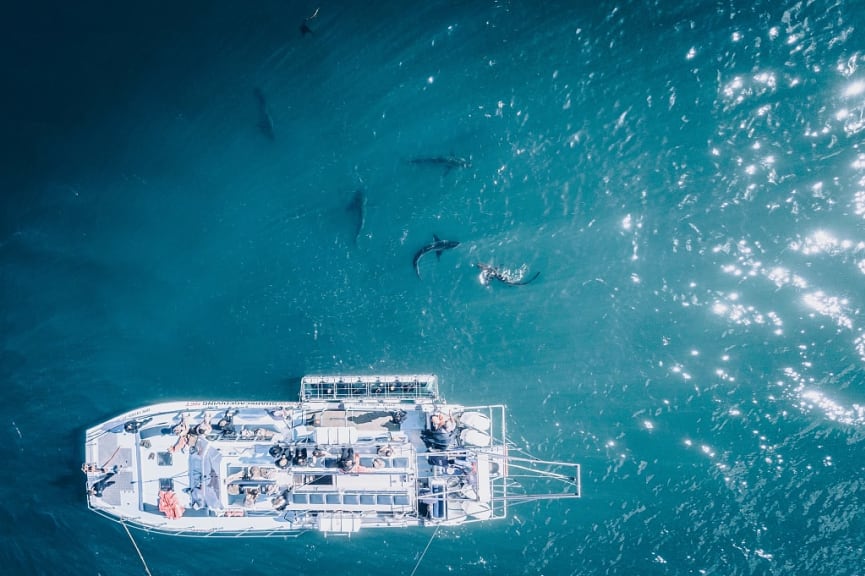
253,87,275,140
413,235,460,278
346,189,366,244
408,155,471,174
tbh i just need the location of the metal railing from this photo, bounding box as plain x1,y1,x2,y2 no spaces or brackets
300,374,439,401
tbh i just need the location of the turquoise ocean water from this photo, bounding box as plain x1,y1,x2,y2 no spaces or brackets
2,1,864,574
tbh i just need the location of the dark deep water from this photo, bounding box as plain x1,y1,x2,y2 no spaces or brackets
2,1,864,574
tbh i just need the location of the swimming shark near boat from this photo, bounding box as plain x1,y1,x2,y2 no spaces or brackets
346,189,366,244
408,155,471,174
413,235,460,278
253,87,275,140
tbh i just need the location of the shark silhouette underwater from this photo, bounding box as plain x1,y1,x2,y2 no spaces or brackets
412,235,460,278
253,87,275,140
407,155,471,175
345,189,366,244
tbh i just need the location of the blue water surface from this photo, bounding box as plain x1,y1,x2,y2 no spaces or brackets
2,1,864,574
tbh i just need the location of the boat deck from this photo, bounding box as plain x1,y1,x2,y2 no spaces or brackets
84,375,578,536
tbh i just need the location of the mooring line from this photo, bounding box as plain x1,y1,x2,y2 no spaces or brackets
121,520,152,576
409,524,440,576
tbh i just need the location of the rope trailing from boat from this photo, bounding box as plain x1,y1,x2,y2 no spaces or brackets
409,524,440,576
121,520,153,576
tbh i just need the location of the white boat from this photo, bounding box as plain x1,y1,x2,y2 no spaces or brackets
83,374,581,536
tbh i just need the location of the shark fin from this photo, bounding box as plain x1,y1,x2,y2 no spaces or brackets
433,235,442,259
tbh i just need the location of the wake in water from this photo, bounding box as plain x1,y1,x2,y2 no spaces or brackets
475,262,540,286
